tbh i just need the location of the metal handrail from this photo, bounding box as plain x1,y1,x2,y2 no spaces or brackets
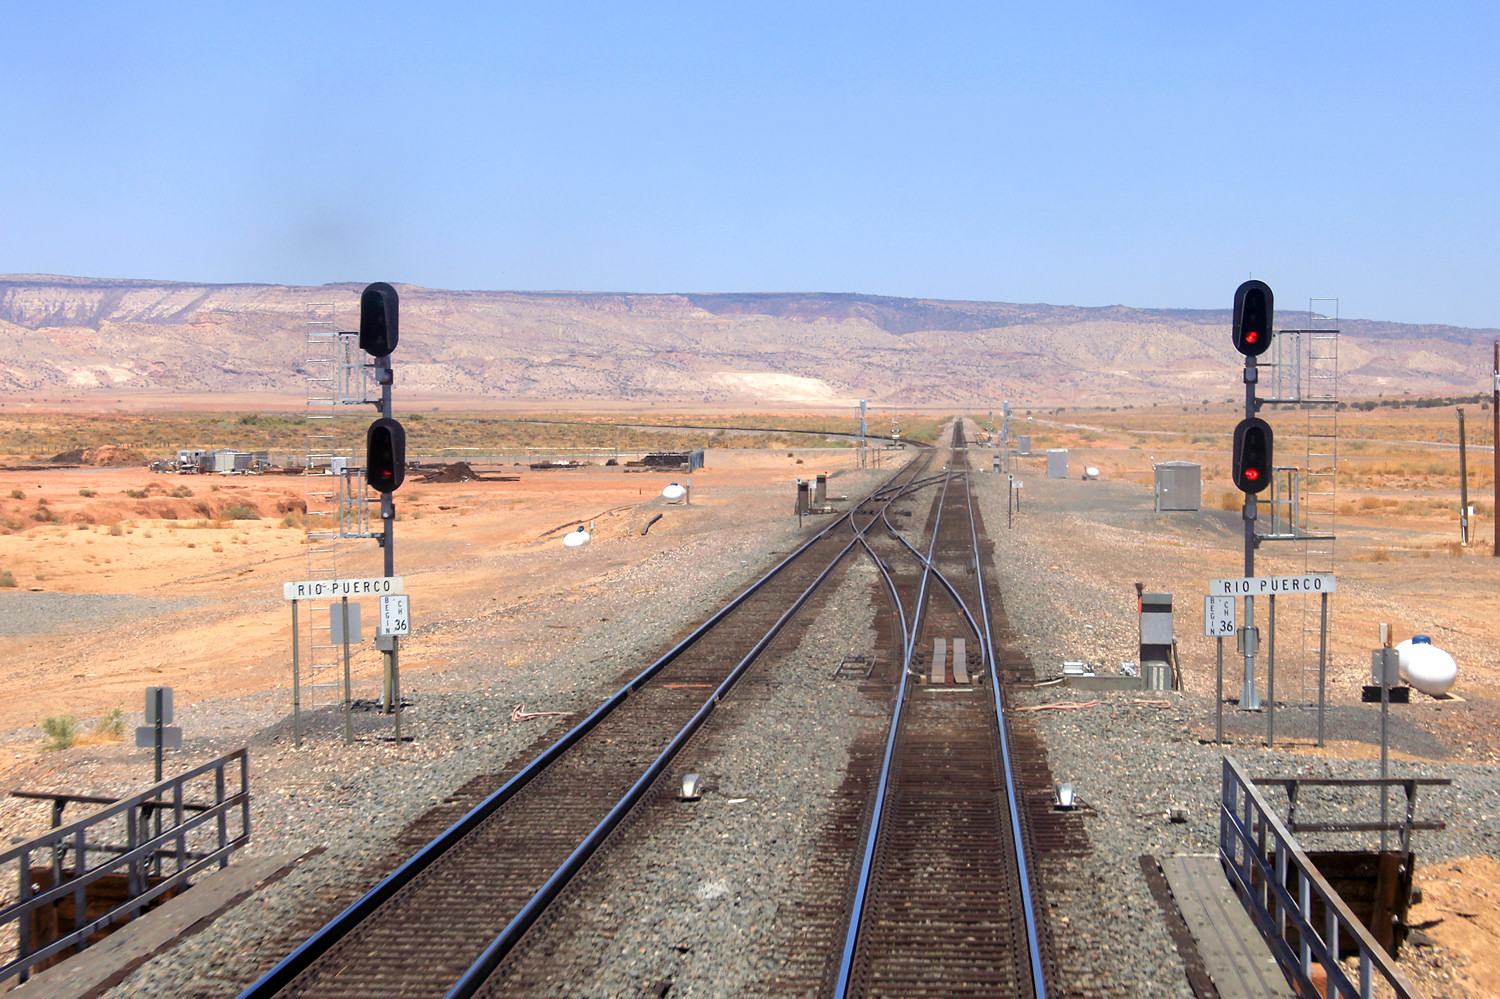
1220,755,1421,999
1,750,250,984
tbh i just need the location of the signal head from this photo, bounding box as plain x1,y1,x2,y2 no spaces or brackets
1232,416,1274,494
366,417,407,493
360,282,399,357
1232,280,1274,357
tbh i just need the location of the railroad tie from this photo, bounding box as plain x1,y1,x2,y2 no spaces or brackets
931,637,947,685
953,637,969,684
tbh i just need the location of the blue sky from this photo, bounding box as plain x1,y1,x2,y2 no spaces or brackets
3,2,1496,328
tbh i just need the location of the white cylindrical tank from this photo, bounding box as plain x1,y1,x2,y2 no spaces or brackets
563,527,591,547
1084,467,1100,480
1395,636,1457,696
662,482,686,502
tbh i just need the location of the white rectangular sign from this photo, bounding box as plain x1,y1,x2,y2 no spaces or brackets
1209,574,1336,597
283,576,404,601
379,594,411,636
1204,596,1236,637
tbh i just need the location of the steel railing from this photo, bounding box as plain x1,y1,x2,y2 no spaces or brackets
0,749,250,984
1219,755,1420,999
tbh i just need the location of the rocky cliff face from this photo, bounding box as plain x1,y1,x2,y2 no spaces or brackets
0,276,1492,406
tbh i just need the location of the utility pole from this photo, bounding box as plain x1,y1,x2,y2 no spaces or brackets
1458,407,1470,546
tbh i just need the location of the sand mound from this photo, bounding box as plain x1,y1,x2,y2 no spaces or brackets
422,462,476,483
50,446,146,467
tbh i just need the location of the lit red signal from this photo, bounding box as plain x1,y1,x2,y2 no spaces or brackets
366,417,407,493
1232,417,1273,494
1232,280,1273,357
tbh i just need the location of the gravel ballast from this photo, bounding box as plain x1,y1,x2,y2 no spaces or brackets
8,437,1493,997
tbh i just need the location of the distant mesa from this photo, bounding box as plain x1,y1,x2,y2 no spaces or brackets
0,276,1495,407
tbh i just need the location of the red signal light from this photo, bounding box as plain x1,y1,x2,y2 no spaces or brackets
1232,417,1273,494
1233,280,1273,357
366,417,407,493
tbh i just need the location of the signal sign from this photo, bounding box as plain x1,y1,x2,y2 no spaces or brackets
360,282,399,357
1232,417,1273,493
1232,280,1274,357
366,417,407,492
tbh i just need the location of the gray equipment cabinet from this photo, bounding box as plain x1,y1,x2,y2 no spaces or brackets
1154,461,1202,512
1140,592,1174,690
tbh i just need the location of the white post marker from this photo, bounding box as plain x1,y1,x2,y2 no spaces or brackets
1204,596,1236,637
1205,596,1236,744
379,594,411,636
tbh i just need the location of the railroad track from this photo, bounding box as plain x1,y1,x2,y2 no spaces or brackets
239,421,1063,999
834,420,1048,998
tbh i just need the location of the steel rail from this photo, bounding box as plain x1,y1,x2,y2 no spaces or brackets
446,531,869,998
964,449,1048,998
872,469,987,647
444,452,937,995
240,453,928,999
833,448,956,995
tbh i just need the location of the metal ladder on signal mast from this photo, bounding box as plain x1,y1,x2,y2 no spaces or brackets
1299,302,1340,703
302,308,377,712
1259,302,1341,703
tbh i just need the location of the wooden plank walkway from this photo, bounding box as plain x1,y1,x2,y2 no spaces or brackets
1161,854,1288,999
13,852,308,999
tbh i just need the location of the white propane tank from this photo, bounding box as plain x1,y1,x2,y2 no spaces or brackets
662,482,686,502
563,527,591,547
1084,467,1100,480
1395,636,1457,696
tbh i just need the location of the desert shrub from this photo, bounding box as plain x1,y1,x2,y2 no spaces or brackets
0,568,15,587
1217,492,1240,512
169,486,194,498
41,715,77,751
78,488,94,497
84,707,125,743
224,504,260,520
108,523,124,537
8,489,22,500
124,488,147,499
1370,546,1391,562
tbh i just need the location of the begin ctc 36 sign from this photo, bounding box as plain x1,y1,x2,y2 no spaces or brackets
1209,574,1336,597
